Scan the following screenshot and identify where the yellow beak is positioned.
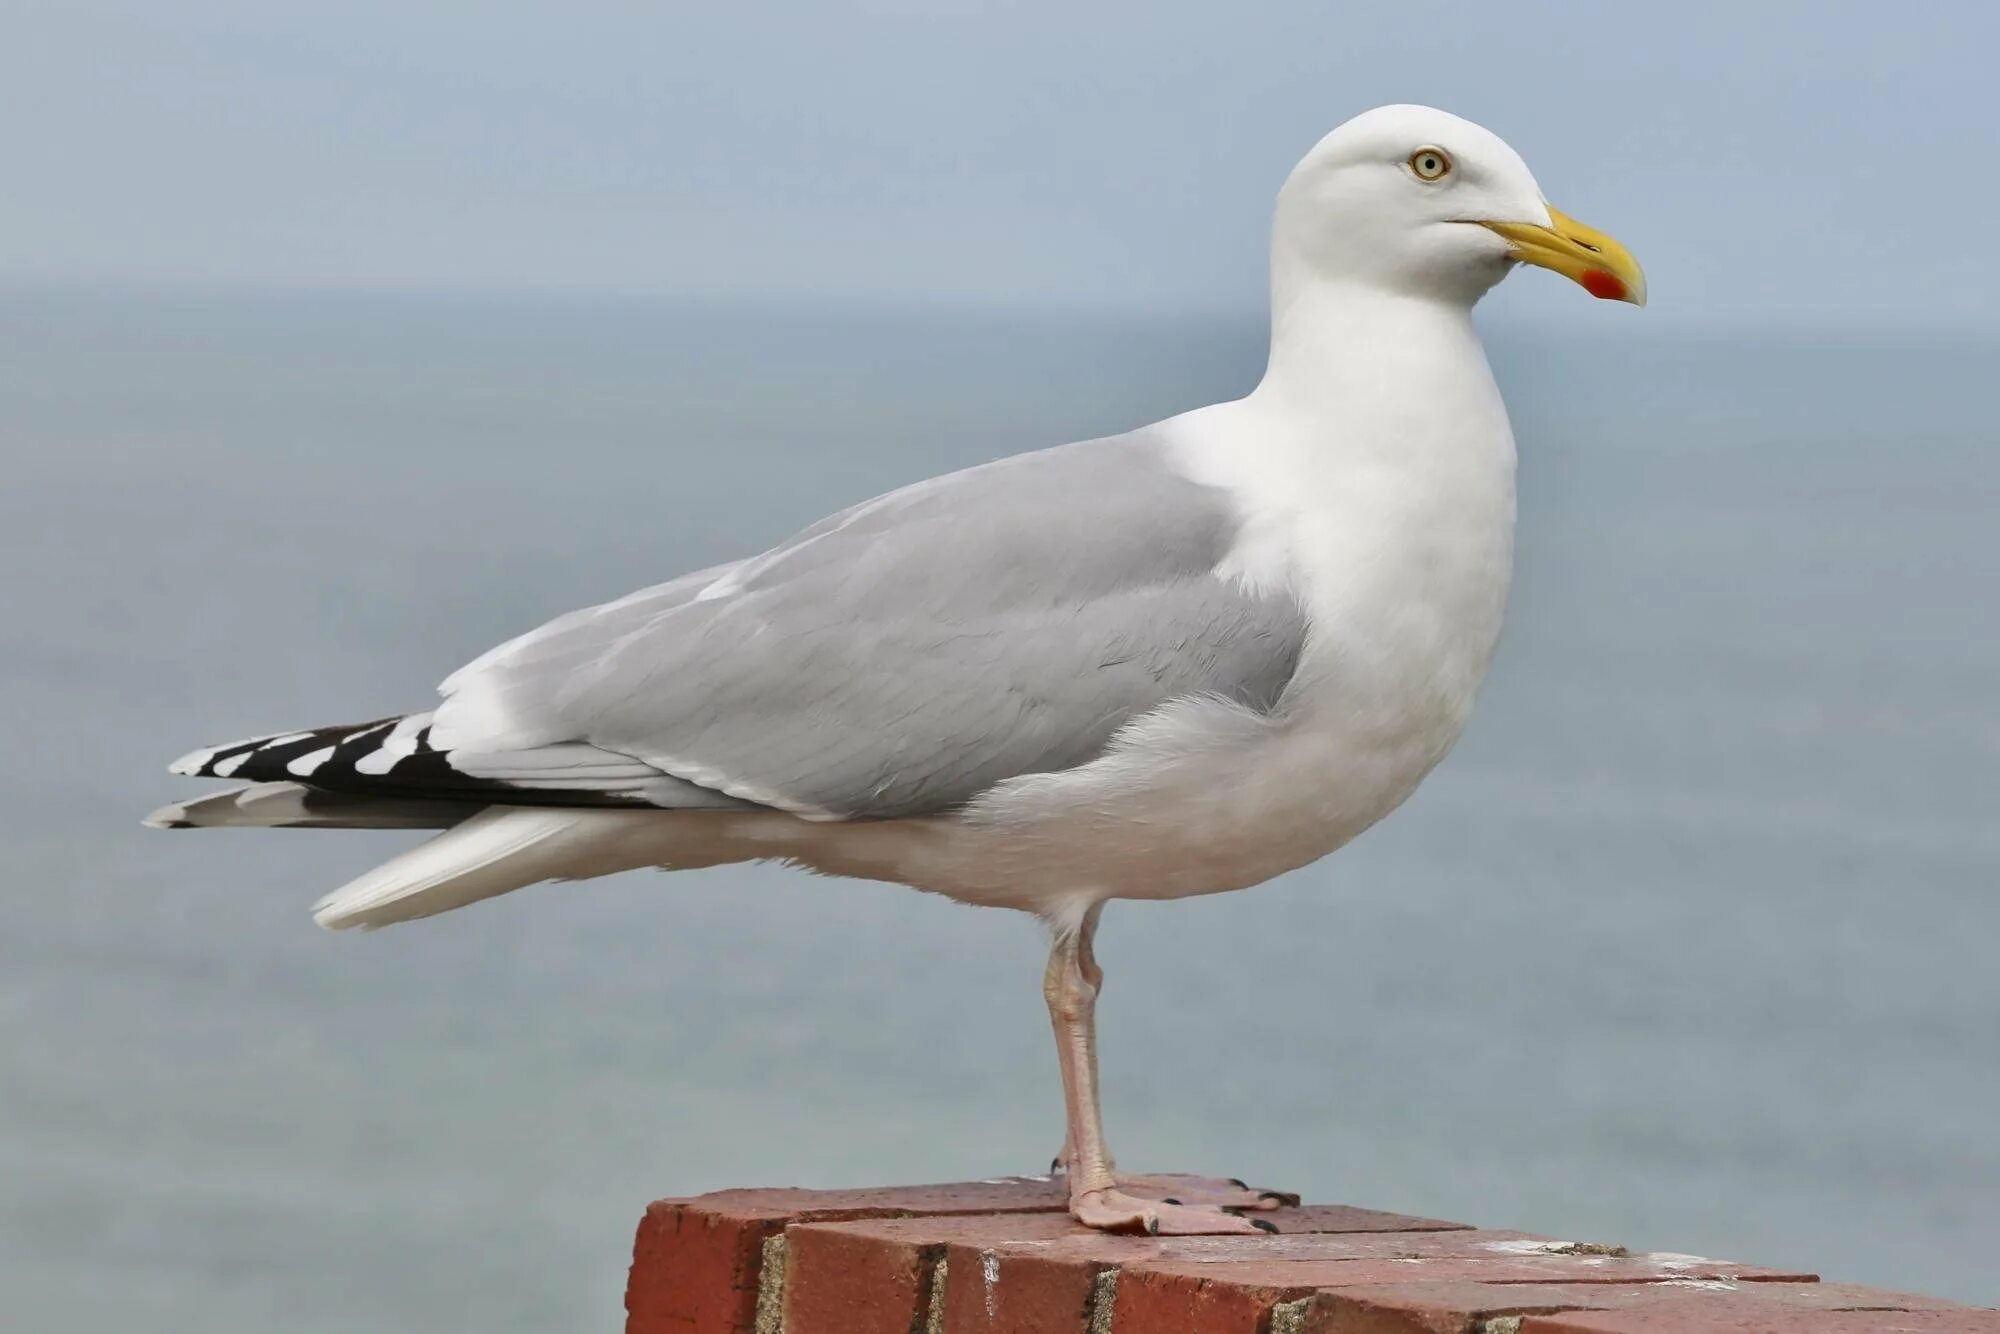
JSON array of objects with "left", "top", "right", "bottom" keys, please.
[{"left": 1481, "top": 206, "right": 1646, "bottom": 306}]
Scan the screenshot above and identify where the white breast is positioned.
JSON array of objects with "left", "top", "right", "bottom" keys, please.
[{"left": 1111, "top": 372, "right": 1519, "bottom": 894}]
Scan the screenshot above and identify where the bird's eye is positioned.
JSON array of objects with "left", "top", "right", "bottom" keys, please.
[{"left": 1408, "top": 148, "right": 1453, "bottom": 182}]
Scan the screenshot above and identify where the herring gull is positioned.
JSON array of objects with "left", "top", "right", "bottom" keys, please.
[{"left": 148, "top": 104, "right": 1645, "bottom": 1235}]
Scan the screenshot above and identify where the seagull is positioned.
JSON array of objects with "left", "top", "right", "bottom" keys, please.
[{"left": 149, "top": 105, "right": 1644, "bottom": 1236}]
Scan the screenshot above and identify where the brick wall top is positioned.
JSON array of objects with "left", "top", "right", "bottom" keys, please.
[{"left": 624, "top": 1177, "right": 1999, "bottom": 1333}]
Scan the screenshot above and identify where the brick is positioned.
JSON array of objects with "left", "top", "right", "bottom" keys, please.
[
  {"left": 628, "top": 1181, "right": 1991, "bottom": 1334},
  {"left": 1248, "top": 1205, "right": 1475, "bottom": 1235},
  {"left": 1116, "top": 1266, "right": 1305, "bottom": 1332},
  {"left": 1114, "top": 1254, "right": 1817, "bottom": 1334},
  {"left": 786, "top": 1213, "right": 1090, "bottom": 1334},
  {"left": 929, "top": 1222, "right": 1529, "bottom": 1279},
  {"left": 942, "top": 1246, "right": 1112, "bottom": 1334},
  {"left": 780, "top": 1220, "right": 939, "bottom": 1334},
  {"left": 1110, "top": 1258, "right": 1290, "bottom": 1330},
  {"left": 792, "top": 1219, "right": 1754, "bottom": 1334},
  {"left": 624, "top": 1179, "right": 1064, "bottom": 1334},
  {"left": 1137, "top": 1252, "right": 1814, "bottom": 1291},
  {"left": 1098, "top": 1227, "right": 1552, "bottom": 1265},
  {"left": 1525, "top": 1308, "right": 2000, "bottom": 1333},
  {"left": 953, "top": 1207, "right": 1470, "bottom": 1334},
  {"left": 1298, "top": 1280, "right": 1976, "bottom": 1333},
  {"left": 788, "top": 1205, "right": 1474, "bottom": 1334},
  {"left": 1024, "top": 1231, "right": 1555, "bottom": 1334}
]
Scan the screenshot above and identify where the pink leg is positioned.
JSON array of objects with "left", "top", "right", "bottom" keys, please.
[
  {"left": 1043, "top": 911, "right": 1276, "bottom": 1235},
  {"left": 1047, "top": 909, "right": 1295, "bottom": 1212}
]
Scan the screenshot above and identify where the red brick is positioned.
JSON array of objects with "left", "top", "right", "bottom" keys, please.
[
  {"left": 630, "top": 1180, "right": 2000, "bottom": 1334},
  {"left": 1298, "top": 1280, "right": 1975, "bottom": 1333},
  {"left": 941, "top": 1247, "right": 1111, "bottom": 1334},
  {"left": 1253, "top": 1204, "right": 1474, "bottom": 1235},
  {"left": 786, "top": 1214, "right": 1091, "bottom": 1334},
  {"left": 780, "top": 1222, "right": 938, "bottom": 1334},
  {"left": 1091, "top": 1233, "right": 1546, "bottom": 1334},
  {"left": 788, "top": 1205, "right": 1474, "bottom": 1334},
  {"left": 1116, "top": 1266, "right": 1306, "bottom": 1332},
  {"left": 1525, "top": 1308, "right": 2000, "bottom": 1333},
  {"left": 1139, "top": 1253, "right": 1814, "bottom": 1290},
  {"left": 929, "top": 1223, "right": 1539, "bottom": 1282},
  {"left": 624, "top": 1179, "right": 1064, "bottom": 1334},
  {"left": 949, "top": 1209, "right": 1469, "bottom": 1334},
  {"left": 1113, "top": 1256, "right": 1817, "bottom": 1334},
  {"left": 1099, "top": 1227, "right": 1552, "bottom": 1265}
]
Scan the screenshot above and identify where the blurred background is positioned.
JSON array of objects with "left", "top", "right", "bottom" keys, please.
[{"left": 4, "top": 2, "right": 1996, "bottom": 1330}]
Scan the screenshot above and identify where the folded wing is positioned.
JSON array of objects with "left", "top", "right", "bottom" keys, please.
[
  {"left": 171, "top": 431, "right": 1307, "bottom": 822},
  {"left": 430, "top": 432, "right": 1306, "bottom": 819}
]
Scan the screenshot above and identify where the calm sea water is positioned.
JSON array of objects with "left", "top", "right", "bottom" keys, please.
[{"left": 2, "top": 289, "right": 1995, "bottom": 1331}]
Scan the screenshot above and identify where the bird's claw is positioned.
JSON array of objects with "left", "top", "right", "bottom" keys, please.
[
  {"left": 1109, "top": 1172, "right": 1297, "bottom": 1211},
  {"left": 1069, "top": 1186, "right": 1275, "bottom": 1236}
]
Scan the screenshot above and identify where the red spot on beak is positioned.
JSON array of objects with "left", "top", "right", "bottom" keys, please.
[{"left": 1581, "top": 269, "right": 1628, "bottom": 301}]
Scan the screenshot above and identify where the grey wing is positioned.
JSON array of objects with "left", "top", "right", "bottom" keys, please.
[{"left": 426, "top": 431, "right": 1306, "bottom": 818}]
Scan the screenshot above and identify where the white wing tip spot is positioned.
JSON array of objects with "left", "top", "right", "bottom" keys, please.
[
  {"left": 168, "top": 747, "right": 217, "bottom": 776},
  {"left": 354, "top": 749, "right": 399, "bottom": 776},
  {"left": 287, "top": 745, "right": 337, "bottom": 777}
]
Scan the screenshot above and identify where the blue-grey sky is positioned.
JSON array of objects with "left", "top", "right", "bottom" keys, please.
[{"left": 6, "top": 0, "right": 1995, "bottom": 328}]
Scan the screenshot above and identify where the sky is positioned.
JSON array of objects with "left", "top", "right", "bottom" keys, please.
[{"left": 4, "top": 0, "right": 1997, "bottom": 330}]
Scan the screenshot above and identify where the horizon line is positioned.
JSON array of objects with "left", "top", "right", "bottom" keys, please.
[{"left": 4, "top": 273, "right": 1997, "bottom": 346}]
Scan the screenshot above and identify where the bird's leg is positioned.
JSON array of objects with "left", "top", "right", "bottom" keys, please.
[
  {"left": 1046, "top": 906, "right": 1298, "bottom": 1212},
  {"left": 1048, "top": 904, "right": 1105, "bottom": 1177},
  {"left": 1042, "top": 914, "right": 1273, "bottom": 1235}
]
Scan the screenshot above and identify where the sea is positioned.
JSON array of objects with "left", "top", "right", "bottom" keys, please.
[{"left": 2, "top": 287, "right": 1995, "bottom": 1331}]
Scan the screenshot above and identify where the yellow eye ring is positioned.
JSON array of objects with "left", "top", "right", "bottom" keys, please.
[{"left": 1408, "top": 147, "right": 1452, "bottom": 182}]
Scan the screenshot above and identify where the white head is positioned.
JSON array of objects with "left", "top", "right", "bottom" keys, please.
[{"left": 1273, "top": 104, "right": 1644, "bottom": 309}]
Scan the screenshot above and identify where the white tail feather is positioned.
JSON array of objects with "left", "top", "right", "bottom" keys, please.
[{"left": 311, "top": 806, "right": 659, "bottom": 930}]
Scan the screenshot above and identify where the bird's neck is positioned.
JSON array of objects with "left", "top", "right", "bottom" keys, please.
[
  {"left": 1167, "top": 273, "right": 1516, "bottom": 584},
  {"left": 1253, "top": 278, "right": 1489, "bottom": 426},
  {"left": 1166, "top": 269, "right": 1517, "bottom": 521},
  {"left": 1226, "top": 278, "right": 1513, "bottom": 520}
]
